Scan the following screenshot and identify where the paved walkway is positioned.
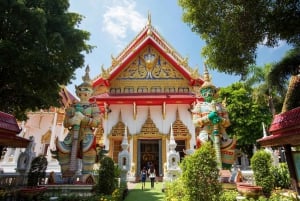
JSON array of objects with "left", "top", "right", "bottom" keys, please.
[{"left": 127, "top": 182, "right": 137, "bottom": 190}]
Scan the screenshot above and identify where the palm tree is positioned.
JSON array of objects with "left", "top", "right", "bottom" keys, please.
[
  {"left": 244, "top": 64, "right": 285, "bottom": 115},
  {"left": 268, "top": 46, "right": 300, "bottom": 112}
]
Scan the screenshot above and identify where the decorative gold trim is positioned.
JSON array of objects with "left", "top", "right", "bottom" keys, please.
[
  {"left": 170, "top": 109, "right": 192, "bottom": 148},
  {"left": 107, "top": 114, "right": 132, "bottom": 158},
  {"left": 95, "top": 125, "right": 104, "bottom": 145},
  {"left": 41, "top": 129, "right": 51, "bottom": 144},
  {"left": 133, "top": 102, "right": 137, "bottom": 120},
  {"left": 162, "top": 102, "right": 166, "bottom": 120},
  {"left": 131, "top": 109, "right": 167, "bottom": 175}
]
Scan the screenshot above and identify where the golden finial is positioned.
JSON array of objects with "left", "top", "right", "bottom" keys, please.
[
  {"left": 147, "top": 11, "right": 151, "bottom": 26},
  {"left": 118, "top": 110, "right": 122, "bottom": 121},
  {"left": 147, "top": 107, "right": 151, "bottom": 118},
  {"left": 176, "top": 108, "right": 180, "bottom": 120},
  {"left": 147, "top": 11, "right": 152, "bottom": 35}
]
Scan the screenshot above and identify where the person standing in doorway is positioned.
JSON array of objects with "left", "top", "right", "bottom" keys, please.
[
  {"left": 148, "top": 165, "right": 156, "bottom": 189},
  {"left": 141, "top": 167, "right": 147, "bottom": 190}
]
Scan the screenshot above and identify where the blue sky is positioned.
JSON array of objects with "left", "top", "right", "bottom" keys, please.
[{"left": 67, "top": 0, "right": 291, "bottom": 95}]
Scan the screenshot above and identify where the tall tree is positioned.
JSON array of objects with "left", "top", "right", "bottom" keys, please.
[
  {"left": 268, "top": 46, "right": 300, "bottom": 112},
  {"left": 218, "top": 83, "right": 272, "bottom": 157},
  {"left": 178, "top": 0, "right": 300, "bottom": 76},
  {"left": 244, "top": 64, "right": 286, "bottom": 115},
  {"left": 0, "top": 0, "right": 93, "bottom": 120}
]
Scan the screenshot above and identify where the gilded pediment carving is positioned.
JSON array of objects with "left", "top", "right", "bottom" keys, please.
[
  {"left": 108, "top": 111, "right": 131, "bottom": 137},
  {"left": 139, "top": 108, "right": 160, "bottom": 135},
  {"left": 171, "top": 109, "right": 191, "bottom": 137},
  {"left": 116, "top": 45, "right": 184, "bottom": 80}
]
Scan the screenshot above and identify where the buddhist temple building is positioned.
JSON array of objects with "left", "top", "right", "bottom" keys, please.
[
  {"left": 0, "top": 16, "right": 206, "bottom": 181},
  {"left": 90, "top": 15, "right": 204, "bottom": 180}
]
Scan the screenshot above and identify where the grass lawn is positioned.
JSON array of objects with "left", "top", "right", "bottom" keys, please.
[{"left": 124, "top": 181, "right": 165, "bottom": 201}]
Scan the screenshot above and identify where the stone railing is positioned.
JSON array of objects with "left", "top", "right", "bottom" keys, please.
[{"left": 0, "top": 173, "right": 27, "bottom": 187}]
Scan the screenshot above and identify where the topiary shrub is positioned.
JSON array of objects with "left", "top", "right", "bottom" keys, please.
[
  {"left": 251, "top": 149, "right": 274, "bottom": 197},
  {"left": 181, "top": 142, "right": 222, "bottom": 201},
  {"left": 96, "top": 156, "right": 116, "bottom": 195},
  {"left": 27, "top": 155, "right": 48, "bottom": 187},
  {"left": 271, "top": 163, "right": 291, "bottom": 189},
  {"left": 164, "top": 178, "right": 186, "bottom": 201},
  {"left": 220, "top": 190, "right": 239, "bottom": 201}
]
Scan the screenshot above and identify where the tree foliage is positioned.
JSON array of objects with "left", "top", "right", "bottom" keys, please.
[
  {"left": 27, "top": 155, "right": 48, "bottom": 187},
  {"left": 268, "top": 46, "right": 300, "bottom": 111},
  {"left": 244, "top": 64, "right": 286, "bottom": 115},
  {"left": 178, "top": 0, "right": 300, "bottom": 76},
  {"left": 180, "top": 142, "right": 221, "bottom": 201},
  {"left": 271, "top": 163, "right": 291, "bottom": 189},
  {"left": 218, "top": 83, "right": 272, "bottom": 157},
  {"left": 251, "top": 150, "right": 274, "bottom": 196},
  {"left": 0, "top": 0, "right": 93, "bottom": 120},
  {"left": 96, "top": 156, "right": 116, "bottom": 195}
]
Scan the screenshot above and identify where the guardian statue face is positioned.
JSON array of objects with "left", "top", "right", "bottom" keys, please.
[
  {"left": 75, "top": 85, "right": 93, "bottom": 102},
  {"left": 200, "top": 87, "right": 215, "bottom": 103}
]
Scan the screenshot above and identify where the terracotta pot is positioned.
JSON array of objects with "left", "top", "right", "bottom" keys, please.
[{"left": 236, "top": 182, "right": 262, "bottom": 198}]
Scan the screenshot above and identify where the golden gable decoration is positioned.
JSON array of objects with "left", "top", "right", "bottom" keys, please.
[
  {"left": 108, "top": 111, "right": 131, "bottom": 137},
  {"left": 117, "top": 45, "right": 184, "bottom": 80},
  {"left": 172, "top": 109, "right": 191, "bottom": 137},
  {"left": 140, "top": 108, "right": 160, "bottom": 135}
]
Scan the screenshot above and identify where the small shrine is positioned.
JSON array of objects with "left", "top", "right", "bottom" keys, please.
[
  {"left": 164, "top": 124, "right": 181, "bottom": 181},
  {"left": 118, "top": 125, "right": 130, "bottom": 182}
]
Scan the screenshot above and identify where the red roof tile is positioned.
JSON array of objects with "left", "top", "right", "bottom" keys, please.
[
  {"left": 0, "top": 111, "right": 21, "bottom": 134},
  {"left": 257, "top": 107, "right": 300, "bottom": 147},
  {"left": 269, "top": 107, "right": 300, "bottom": 132},
  {"left": 0, "top": 111, "right": 30, "bottom": 148}
]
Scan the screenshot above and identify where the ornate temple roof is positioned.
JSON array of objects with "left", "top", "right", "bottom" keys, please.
[
  {"left": 93, "top": 19, "right": 202, "bottom": 86},
  {"left": 257, "top": 106, "right": 300, "bottom": 147},
  {"left": 91, "top": 14, "right": 203, "bottom": 106},
  {"left": 0, "top": 111, "right": 30, "bottom": 148}
]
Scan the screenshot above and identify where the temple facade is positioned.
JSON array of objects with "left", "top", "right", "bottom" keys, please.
[
  {"left": 0, "top": 18, "right": 206, "bottom": 181},
  {"left": 91, "top": 17, "right": 204, "bottom": 180}
]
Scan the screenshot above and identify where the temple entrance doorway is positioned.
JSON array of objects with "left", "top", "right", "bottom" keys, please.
[{"left": 138, "top": 139, "right": 162, "bottom": 177}]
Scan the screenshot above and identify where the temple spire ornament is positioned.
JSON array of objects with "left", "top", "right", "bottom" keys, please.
[
  {"left": 164, "top": 123, "right": 181, "bottom": 181},
  {"left": 201, "top": 63, "right": 216, "bottom": 90},
  {"left": 147, "top": 11, "right": 152, "bottom": 35},
  {"left": 147, "top": 11, "right": 151, "bottom": 26},
  {"left": 82, "top": 65, "right": 91, "bottom": 84},
  {"left": 118, "top": 124, "right": 130, "bottom": 182}
]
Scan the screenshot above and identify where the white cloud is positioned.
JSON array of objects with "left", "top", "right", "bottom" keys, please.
[
  {"left": 259, "top": 37, "right": 287, "bottom": 51},
  {"left": 102, "top": 0, "right": 147, "bottom": 47}
]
